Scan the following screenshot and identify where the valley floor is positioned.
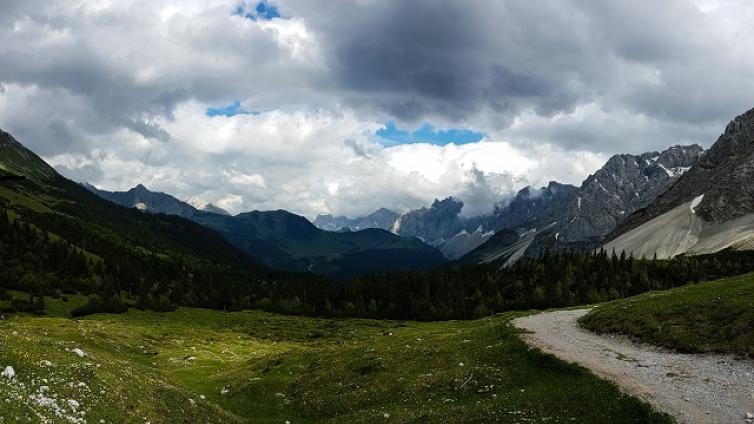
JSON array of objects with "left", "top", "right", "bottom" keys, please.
[
  {"left": 0, "top": 295, "right": 670, "bottom": 423},
  {"left": 513, "top": 309, "right": 754, "bottom": 424}
]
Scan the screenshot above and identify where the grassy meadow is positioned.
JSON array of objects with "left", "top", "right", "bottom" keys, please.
[{"left": 0, "top": 293, "right": 671, "bottom": 423}]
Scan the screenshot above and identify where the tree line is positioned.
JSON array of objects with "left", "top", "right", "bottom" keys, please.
[
  {"left": 4, "top": 204, "right": 754, "bottom": 320},
  {"left": 316, "top": 248, "right": 754, "bottom": 320},
  {"left": 0, "top": 206, "right": 328, "bottom": 316}
]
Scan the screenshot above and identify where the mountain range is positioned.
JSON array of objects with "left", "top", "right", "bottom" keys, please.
[
  {"left": 82, "top": 182, "right": 444, "bottom": 279},
  {"left": 313, "top": 143, "right": 705, "bottom": 264}
]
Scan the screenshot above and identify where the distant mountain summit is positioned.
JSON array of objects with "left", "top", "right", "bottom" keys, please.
[
  {"left": 82, "top": 183, "right": 201, "bottom": 219},
  {"left": 488, "top": 181, "right": 578, "bottom": 232},
  {"left": 391, "top": 197, "right": 467, "bottom": 241},
  {"left": 605, "top": 106, "right": 754, "bottom": 258},
  {"left": 314, "top": 208, "right": 399, "bottom": 231},
  {"left": 186, "top": 197, "right": 231, "bottom": 216}
]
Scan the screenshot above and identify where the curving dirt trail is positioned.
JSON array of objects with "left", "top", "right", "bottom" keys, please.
[{"left": 512, "top": 309, "right": 754, "bottom": 424}]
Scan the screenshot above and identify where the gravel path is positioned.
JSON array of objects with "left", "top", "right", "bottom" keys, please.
[{"left": 512, "top": 309, "right": 754, "bottom": 424}]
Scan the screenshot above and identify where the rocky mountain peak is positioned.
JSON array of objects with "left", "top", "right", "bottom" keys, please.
[
  {"left": 428, "top": 197, "right": 464, "bottom": 216},
  {"left": 391, "top": 197, "right": 467, "bottom": 242},
  {"left": 489, "top": 182, "right": 578, "bottom": 232},
  {"left": 186, "top": 196, "right": 231, "bottom": 216},
  {"left": 610, "top": 106, "right": 754, "bottom": 236},
  {"left": 131, "top": 183, "right": 149, "bottom": 194},
  {"left": 202, "top": 203, "right": 231, "bottom": 216},
  {"left": 558, "top": 144, "right": 704, "bottom": 243},
  {"left": 653, "top": 144, "right": 704, "bottom": 169},
  {"left": 313, "top": 207, "right": 400, "bottom": 232},
  {"left": 515, "top": 186, "right": 532, "bottom": 199}
]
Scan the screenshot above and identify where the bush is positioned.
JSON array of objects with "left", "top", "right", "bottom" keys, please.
[
  {"left": 10, "top": 297, "right": 45, "bottom": 315},
  {"left": 0, "top": 305, "right": 16, "bottom": 314},
  {"left": 71, "top": 294, "right": 129, "bottom": 317},
  {"left": 142, "top": 293, "right": 177, "bottom": 313}
]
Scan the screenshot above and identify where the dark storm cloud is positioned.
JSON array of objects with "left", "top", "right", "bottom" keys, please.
[
  {"left": 287, "top": 0, "right": 593, "bottom": 123},
  {"left": 283, "top": 0, "right": 754, "bottom": 134}
]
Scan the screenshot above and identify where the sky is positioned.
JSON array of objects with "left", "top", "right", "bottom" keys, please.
[{"left": 1, "top": 0, "right": 754, "bottom": 218}]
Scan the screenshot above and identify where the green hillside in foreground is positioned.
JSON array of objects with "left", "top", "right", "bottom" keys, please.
[
  {"left": 579, "top": 273, "right": 754, "bottom": 357},
  {"left": 0, "top": 295, "right": 670, "bottom": 423}
]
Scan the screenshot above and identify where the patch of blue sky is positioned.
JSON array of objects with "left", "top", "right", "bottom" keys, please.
[
  {"left": 233, "top": 1, "right": 281, "bottom": 21},
  {"left": 376, "top": 122, "right": 485, "bottom": 146},
  {"left": 206, "top": 101, "right": 259, "bottom": 117}
]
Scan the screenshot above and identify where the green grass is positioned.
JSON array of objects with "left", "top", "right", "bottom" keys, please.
[
  {"left": 0, "top": 185, "right": 58, "bottom": 214},
  {"left": 0, "top": 290, "right": 91, "bottom": 317},
  {"left": 0, "top": 298, "right": 671, "bottom": 423},
  {"left": 579, "top": 272, "right": 754, "bottom": 357}
]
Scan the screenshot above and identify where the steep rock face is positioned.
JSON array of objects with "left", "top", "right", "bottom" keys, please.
[
  {"left": 611, "top": 107, "right": 754, "bottom": 240},
  {"left": 488, "top": 182, "right": 577, "bottom": 232},
  {"left": 559, "top": 144, "right": 704, "bottom": 243},
  {"left": 391, "top": 197, "right": 468, "bottom": 242}
]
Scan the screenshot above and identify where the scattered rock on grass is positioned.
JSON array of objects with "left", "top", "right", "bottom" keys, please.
[
  {"left": 1, "top": 366, "right": 15, "bottom": 379},
  {"left": 67, "top": 399, "right": 80, "bottom": 412}
]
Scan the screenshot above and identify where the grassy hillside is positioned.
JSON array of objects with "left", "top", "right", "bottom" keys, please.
[
  {"left": 0, "top": 129, "right": 259, "bottom": 268},
  {"left": 579, "top": 273, "right": 754, "bottom": 357},
  {"left": 0, "top": 296, "right": 670, "bottom": 423},
  {"left": 0, "top": 130, "right": 317, "bottom": 314}
]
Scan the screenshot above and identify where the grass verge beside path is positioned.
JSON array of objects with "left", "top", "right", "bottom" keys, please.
[{"left": 580, "top": 273, "right": 754, "bottom": 357}]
